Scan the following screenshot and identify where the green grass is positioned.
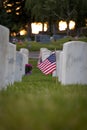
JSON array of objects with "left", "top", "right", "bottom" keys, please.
[
  {"left": 0, "top": 59, "right": 87, "bottom": 130},
  {"left": 16, "top": 36, "right": 87, "bottom": 51}
]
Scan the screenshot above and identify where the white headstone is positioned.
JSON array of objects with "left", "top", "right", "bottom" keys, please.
[
  {"left": 15, "top": 51, "right": 23, "bottom": 82},
  {"left": 20, "top": 52, "right": 28, "bottom": 75},
  {"left": 52, "top": 50, "right": 62, "bottom": 77},
  {"left": 61, "top": 41, "right": 87, "bottom": 85},
  {"left": 0, "top": 25, "right": 9, "bottom": 89},
  {"left": 7, "top": 43, "right": 16, "bottom": 85},
  {"left": 58, "top": 51, "right": 63, "bottom": 82},
  {"left": 20, "top": 48, "right": 29, "bottom": 57},
  {"left": 40, "top": 48, "right": 52, "bottom": 61},
  {"left": 20, "top": 49, "right": 29, "bottom": 75}
]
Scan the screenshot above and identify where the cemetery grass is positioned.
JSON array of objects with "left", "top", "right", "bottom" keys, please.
[
  {"left": 16, "top": 36, "right": 87, "bottom": 51},
  {"left": 0, "top": 59, "right": 87, "bottom": 130}
]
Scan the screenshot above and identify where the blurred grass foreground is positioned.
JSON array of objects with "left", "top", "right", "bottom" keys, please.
[{"left": 0, "top": 59, "right": 87, "bottom": 130}]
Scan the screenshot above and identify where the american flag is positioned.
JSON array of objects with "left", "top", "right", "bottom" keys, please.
[{"left": 37, "top": 53, "right": 56, "bottom": 75}]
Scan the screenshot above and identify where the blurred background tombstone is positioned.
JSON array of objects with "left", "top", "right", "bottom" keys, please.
[
  {"left": 52, "top": 50, "right": 61, "bottom": 77},
  {"left": 53, "top": 34, "right": 65, "bottom": 41},
  {"left": 39, "top": 48, "right": 52, "bottom": 61},
  {"left": 35, "top": 34, "right": 50, "bottom": 43}
]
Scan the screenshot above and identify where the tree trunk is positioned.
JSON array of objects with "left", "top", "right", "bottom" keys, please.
[
  {"left": 53, "top": 22, "right": 58, "bottom": 34},
  {"left": 66, "top": 20, "right": 70, "bottom": 36},
  {"left": 42, "top": 22, "right": 44, "bottom": 32},
  {"left": 27, "top": 21, "right": 32, "bottom": 38},
  {"left": 47, "top": 17, "right": 52, "bottom": 35}
]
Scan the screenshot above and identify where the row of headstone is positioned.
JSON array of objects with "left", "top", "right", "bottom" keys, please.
[
  {"left": 35, "top": 34, "right": 66, "bottom": 43},
  {"left": 35, "top": 34, "right": 50, "bottom": 43},
  {"left": 50, "top": 34, "right": 66, "bottom": 41},
  {"left": 0, "top": 25, "right": 29, "bottom": 89},
  {"left": 39, "top": 40, "right": 87, "bottom": 85},
  {"left": 55, "top": 41, "right": 87, "bottom": 85}
]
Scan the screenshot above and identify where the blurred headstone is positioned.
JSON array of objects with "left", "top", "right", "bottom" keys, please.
[
  {"left": 53, "top": 34, "right": 65, "bottom": 41},
  {"left": 35, "top": 34, "right": 50, "bottom": 43}
]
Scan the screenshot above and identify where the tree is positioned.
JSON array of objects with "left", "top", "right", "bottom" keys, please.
[
  {"left": 0, "top": 0, "right": 11, "bottom": 27},
  {"left": 58, "top": 0, "right": 78, "bottom": 35},
  {"left": 25, "top": 0, "right": 36, "bottom": 37},
  {"left": 25, "top": 0, "right": 60, "bottom": 35},
  {"left": 42, "top": 0, "right": 60, "bottom": 34},
  {"left": 76, "top": 0, "right": 87, "bottom": 28},
  {"left": 1, "top": 0, "right": 28, "bottom": 35},
  {"left": 1, "top": 0, "right": 87, "bottom": 36},
  {"left": 59, "top": 0, "right": 87, "bottom": 35}
]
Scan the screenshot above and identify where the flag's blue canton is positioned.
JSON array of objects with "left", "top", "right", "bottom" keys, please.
[{"left": 48, "top": 53, "right": 56, "bottom": 63}]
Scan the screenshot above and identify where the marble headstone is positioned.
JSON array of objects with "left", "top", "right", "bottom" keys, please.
[
  {"left": 0, "top": 25, "right": 9, "bottom": 88},
  {"left": 58, "top": 51, "right": 63, "bottom": 82},
  {"left": 35, "top": 34, "right": 50, "bottom": 43},
  {"left": 40, "top": 48, "right": 52, "bottom": 61},
  {"left": 52, "top": 50, "right": 62, "bottom": 77},
  {"left": 20, "top": 48, "right": 29, "bottom": 57},
  {"left": 7, "top": 43, "right": 16, "bottom": 85},
  {"left": 15, "top": 51, "right": 23, "bottom": 82},
  {"left": 61, "top": 41, "right": 87, "bottom": 85},
  {"left": 20, "top": 52, "right": 28, "bottom": 75}
]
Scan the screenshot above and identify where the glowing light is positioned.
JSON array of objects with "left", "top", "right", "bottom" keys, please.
[
  {"left": 20, "top": 30, "right": 27, "bottom": 36},
  {"left": 31, "top": 22, "right": 47, "bottom": 34},
  {"left": 16, "top": 6, "right": 21, "bottom": 10},
  {"left": 59, "top": 20, "right": 75, "bottom": 31},
  {"left": 7, "top": 4, "right": 12, "bottom": 7},
  {"left": 16, "top": 12, "right": 20, "bottom": 15},
  {"left": 59, "top": 21, "right": 67, "bottom": 31},
  {"left": 44, "top": 23, "right": 48, "bottom": 31},
  {"left": 16, "top": 2, "right": 20, "bottom": 4},
  {"left": 69, "top": 20, "right": 75, "bottom": 30},
  {"left": 11, "top": 32, "right": 16, "bottom": 36},
  {"left": 31, "top": 21, "right": 75, "bottom": 33},
  {"left": 6, "top": 10, "right": 11, "bottom": 13}
]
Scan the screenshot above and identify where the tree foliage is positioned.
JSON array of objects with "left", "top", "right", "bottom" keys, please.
[
  {"left": 25, "top": 0, "right": 87, "bottom": 28},
  {"left": 76, "top": 0, "right": 87, "bottom": 27},
  {"left": 0, "top": 0, "right": 28, "bottom": 33},
  {"left": 0, "top": 0, "right": 87, "bottom": 35},
  {"left": 0, "top": 0, "right": 11, "bottom": 27}
]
